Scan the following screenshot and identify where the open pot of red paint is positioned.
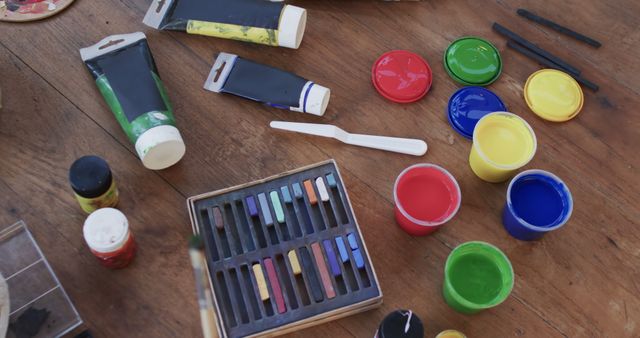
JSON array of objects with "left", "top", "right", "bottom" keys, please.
[{"left": 393, "top": 164, "right": 462, "bottom": 236}]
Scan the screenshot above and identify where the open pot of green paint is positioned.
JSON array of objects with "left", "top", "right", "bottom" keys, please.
[{"left": 443, "top": 241, "right": 514, "bottom": 314}]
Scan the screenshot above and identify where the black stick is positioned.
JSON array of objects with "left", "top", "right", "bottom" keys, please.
[
  {"left": 517, "top": 9, "right": 602, "bottom": 48},
  {"left": 493, "top": 22, "right": 581, "bottom": 76},
  {"left": 507, "top": 40, "right": 599, "bottom": 92}
]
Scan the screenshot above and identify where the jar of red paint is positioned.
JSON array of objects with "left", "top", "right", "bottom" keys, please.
[
  {"left": 83, "top": 208, "right": 137, "bottom": 269},
  {"left": 393, "top": 164, "right": 462, "bottom": 236}
]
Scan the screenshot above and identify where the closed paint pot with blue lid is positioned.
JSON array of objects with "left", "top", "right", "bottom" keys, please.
[{"left": 447, "top": 86, "right": 507, "bottom": 139}]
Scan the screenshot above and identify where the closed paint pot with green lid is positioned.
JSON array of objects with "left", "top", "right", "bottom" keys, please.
[{"left": 444, "top": 37, "right": 502, "bottom": 86}]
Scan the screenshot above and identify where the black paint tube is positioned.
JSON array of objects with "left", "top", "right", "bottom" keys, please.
[
  {"left": 143, "top": 0, "right": 307, "bottom": 49},
  {"left": 80, "top": 32, "right": 186, "bottom": 170},
  {"left": 204, "top": 52, "right": 331, "bottom": 116}
]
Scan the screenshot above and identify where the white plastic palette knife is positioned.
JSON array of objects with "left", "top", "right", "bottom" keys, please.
[{"left": 270, "top": 121, "right": 427, "bottom": 156}]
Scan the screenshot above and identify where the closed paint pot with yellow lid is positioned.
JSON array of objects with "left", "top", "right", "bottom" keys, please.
[{"left": 524, "top": 69, "right": 584, "bottom": 122}]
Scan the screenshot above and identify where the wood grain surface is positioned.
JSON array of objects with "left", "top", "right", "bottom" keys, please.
[{"left": 0, "top": 0, "right": 638, "bottom": 337}]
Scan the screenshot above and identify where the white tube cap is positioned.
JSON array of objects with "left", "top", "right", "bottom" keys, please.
[
  {"left": 278, "top": 5, "right": 307, "bottom": 49},
  {"left": 135, "top": 125, "right": 186, "bottom": 170},
  {"left": 305, "top": 84, "right": 331, "bottom": 116},
  {"left": 83, "top": 208, "right": 129, "bottom": 253}
]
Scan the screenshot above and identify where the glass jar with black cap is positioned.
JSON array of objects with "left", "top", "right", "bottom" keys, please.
[
  {"left": 69, "top": 155, "right": 119, "bottom": 213},
  {"left": 375, "top": 309, "right": 424, "bottom": 338}
]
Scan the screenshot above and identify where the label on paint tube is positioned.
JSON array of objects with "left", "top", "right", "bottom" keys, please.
[
  {"left": 204, "top": 52, "right": 331, "bottom": 116},
  {"left": 143, "top": 0, "right": 307, "bottom": 49},
  {"left": 80, "top": 32, "right": 186, "bottom": 170}
]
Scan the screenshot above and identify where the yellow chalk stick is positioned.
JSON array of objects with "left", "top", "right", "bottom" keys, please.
[
  {"left": 288, "top": 250, "right": 302, "bottom": 275},
  {"left": 252, "top": 264, "right": 270, "bottom": 301}
]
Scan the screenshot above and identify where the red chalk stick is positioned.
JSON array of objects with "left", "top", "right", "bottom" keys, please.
[
  {"left": 311, "top": 243, "right": 336, "bottom": 299},
  {"left": 264, "top": 258, "right": 286, "bottom": 314}
]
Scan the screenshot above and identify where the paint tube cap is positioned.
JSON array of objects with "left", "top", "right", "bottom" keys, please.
[
  {"left": 377, "top": 310, "right": 424, "bottom": 338},
  {"left": 444, "top": 37, "right": 502, "bottom": 86},
  {"left": 135, "top": 125, "right": 186, "bottom": 170},
  {"left": 304, "top": 84, "right": 331, "bottom": 116},
  {"left": 447, "top": 86, "right": 507, "bottom": 139},
  {"left": 83, "top": 208, "right": 130, "bottom": 253},
  {"left": 278, "top": 5, "right": 307, "bottom": 49},
  {"left": 372, "top": 50, "right": 432, "bottom": 103},
  {"left": 436, "top": 330, "right": 467, "bottom": 338},
  {"left": 524, "top": 69, "right": 584, "bottom": 122}
]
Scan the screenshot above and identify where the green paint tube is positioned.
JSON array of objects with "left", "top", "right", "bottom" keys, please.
[{"left": 80, "top": 32, "right": 185, "bottom": 170}]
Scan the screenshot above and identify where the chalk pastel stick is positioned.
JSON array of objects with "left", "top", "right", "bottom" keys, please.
[
  {"left": 246, "top": 195, "right": 259, "bottom": 217},
  {"left": 292, "top": 183, "right": 303, "bottom": 198},
  {"left": 280, "top": 186, "right": 292, "bottom": 203},
  {"left": 288, "top": 250, "right": 302, "bottom": 275},
  {"left": 352, "top": 248, "right": 365, "bottom": 269},
  {"left": 257, "top": 193, "right": 274, "bottom": 226},
  {"left": 298, "top": 247, "right": 323, "bottom": 302},
  {"left": 326, "top": 173, "right": 337, "bottom": 187},
  {"left": 212, "top": 206, "right": 224, "bottom": 230},
  {"left": 315, "top": 177, "right": 330, "bottom": 202},
  {"left": 303, "top": 180, "right": 318, "bottom": 205},
  {"left": 347, "top": 233, "right": 358, "bottom": 250},
  {"left": 322, "top": 240, "right": 341, "bottom": 277},
  {"left": 269, "top": 191, "right": 285, "bottom": 223},
  {"left": 311, "top": 242, "right": 336, "bottom": 299},
  {"left": 252, "top": 264, "right": 270, "bottom": 301},
  {"left": 335, "top": 237, "right": 350, "bottom": 263},
  {"left": 264, "top": 258, "right": 286, "bottom": 314}
]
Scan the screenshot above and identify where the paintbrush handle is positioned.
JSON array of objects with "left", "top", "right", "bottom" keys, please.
[
  {"left": 200, "top": 308, "right": 219, "bottom": 338},
  {"left": 345, "top": 134, "right": 428, "bottom": 156}
]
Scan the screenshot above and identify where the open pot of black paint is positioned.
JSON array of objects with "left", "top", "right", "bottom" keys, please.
[{"left": 375, "top": 310, "right": 424, "bottom": 338}]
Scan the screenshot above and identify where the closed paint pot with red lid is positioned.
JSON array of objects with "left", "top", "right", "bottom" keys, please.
[
  {"left": 83, "top": 208, "right": 137, "bottom": 269},
  {"left": 372, "top": 50, "right": 432, "bottom": 103}
]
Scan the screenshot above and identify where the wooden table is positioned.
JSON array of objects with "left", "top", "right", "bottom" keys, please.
[{"left": 1, "top": 0, "right": 638, "bottom": 337}]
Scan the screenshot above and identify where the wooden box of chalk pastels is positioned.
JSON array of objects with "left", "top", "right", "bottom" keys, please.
[{"left": 187, "top": 160, "right": 382, "bottom": 338}]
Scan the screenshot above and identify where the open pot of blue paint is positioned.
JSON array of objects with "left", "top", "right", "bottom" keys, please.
[
  {"left": 503, "top": 170, "right": 573, "bottom": 241},
  {"left": 447, "top": 87, "right": 507, "bottom": 139}
]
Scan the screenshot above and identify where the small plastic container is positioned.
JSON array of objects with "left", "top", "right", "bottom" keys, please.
[
  {"left": 375, "top": 310, "right": 424, "bottom": 338},
  {"left": 393, "top": 164, "right": 461, "bottom": 236},
  {"left": 69, "top": 155, "right": 119, "bottom": 214},
  {"left": 524, "top": 69, "right": 584, "bottom": 122},
  {"left": 83, "top": 208, "right": 137, "bottom": 269},
  {"left": 444, "top": 37, "right": 502, "bottom": 86},
  {"left": 436, "top": 330, "right": 467, "bottom": 338},
  {"left": 372, "top": 50, "right": 432, "bottom": 103},
  {"left": 447, "top": 86, "right": 507, "bottom": 139},
  {"left": 503, "top": 170, "right": 573, "bottom": 241},
  {"left": 443, "top": 241, "right": 514, "bottom": 314},
  {"left": 469, "top": 112, "right": 537, "bottom": 183}
]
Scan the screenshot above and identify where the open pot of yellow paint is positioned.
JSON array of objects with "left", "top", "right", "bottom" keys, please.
[
  {"left": 470, "top": 112, "right": 537, "bottom": 183},
  {"left": 524, "top": 69, "right": 584, "bottom": 122}
]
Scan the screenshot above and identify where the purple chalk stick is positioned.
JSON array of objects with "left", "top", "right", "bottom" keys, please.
[
  {"left": 323, "top": 240, "right": 342, "bottom": 277},
  {"left": 246, "top": 196, "right": 258, "bottom": 217}
]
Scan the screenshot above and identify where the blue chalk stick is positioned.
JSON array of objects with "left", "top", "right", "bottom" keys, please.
[
  {"left": 280, "top": 186, "right": 292, "bottom": 203},
  {"left": 323, "top": 240, "right": 342, "bottom": 277},
  {"left": 326, "top": 173, "right": 337, "bottom": 187},
  {"left": 292, "top": 183, "right": 303, "bottom": 198},
  {"left": 347, "top": 233, "right": 358, "bottom": 250},
  {"left": 335, "top": 237, "right": 350, "bottom": 263},
  {"left": 257, "top": 193, "right": 273, "bottom": 226},
  {"left": 246, "top": 196, "right": 258, "bottom": 217},
  {"left": 352, "top": 248, "right": 365, "bottom": 269}
]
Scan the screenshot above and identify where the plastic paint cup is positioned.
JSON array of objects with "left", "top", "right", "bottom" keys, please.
[
  {"left": 447, "top": 86, "right": 507, "bottom": 139},
  {"left": 524, "top": 69, "right": 584, "bottom": 122},
  {"left": 443, "top": 241, "right": 514, "bottom": 314},
  {"left": 393, "top": 164, "right": 461, "bottom": 236},
  {"left": 444, "top": 37, "right": 502, "bottom": 86},
  {"left": 372, "top": 50, "right": 433, "bottom": 103},
  {"left": 469, "top": 112, "right": 537, "bottom": 183},
  {"left": 503, "top": 170, "right": 573, "bottom": 241},
  {"left": 436, "top": 330, "right": 467, "bottom": 338}
]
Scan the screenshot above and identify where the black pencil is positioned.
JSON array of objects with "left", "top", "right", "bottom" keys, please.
[
  {"left": 507, "top": 40, "right": 599, "bottom": 92},
  {"left": 517, "top": 9, "right": 602, "bottom": 48},
  {"left": 493, "top": 22, "right": 581, "bottom": 76}
]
